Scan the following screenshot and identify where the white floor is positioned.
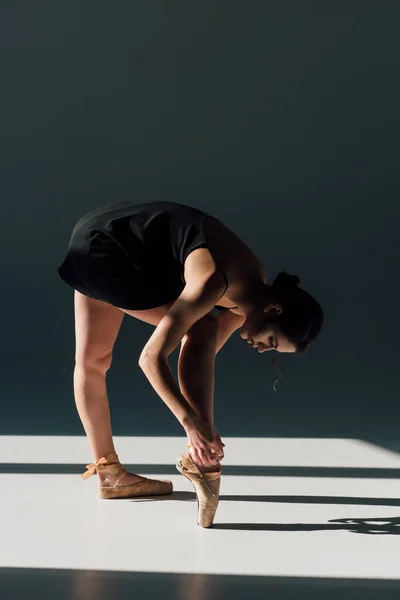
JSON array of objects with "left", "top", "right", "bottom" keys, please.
[{"left": 1, "top": 436, "right": 400, "bottom": 599}]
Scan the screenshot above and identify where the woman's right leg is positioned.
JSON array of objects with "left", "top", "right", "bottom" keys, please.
[{"left": 73, "top": 290, "right": 144, "bottom": 485}]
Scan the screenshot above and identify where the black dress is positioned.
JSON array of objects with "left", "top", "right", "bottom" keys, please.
[{"left": 57, "top": 200, "right": 235, "bottom": 311}]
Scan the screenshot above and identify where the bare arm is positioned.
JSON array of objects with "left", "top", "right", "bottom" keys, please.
[{"left": 138, "top": 270, "right": 226, "bottom": 426}]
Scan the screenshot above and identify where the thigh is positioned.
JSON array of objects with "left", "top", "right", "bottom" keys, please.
[
  {"left": 74, "top": 290, "right": 125, "bottom": 366},
  {"left": 117, "top": 301, "right": 175, "bottom": 327}
]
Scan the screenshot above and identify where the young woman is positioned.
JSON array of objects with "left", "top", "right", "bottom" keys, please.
[{"left": 58, "top": 199, "right": 323, "bottom": 527}]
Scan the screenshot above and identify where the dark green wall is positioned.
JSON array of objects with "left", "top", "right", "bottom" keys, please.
[{"left": 1, "top": 1, "right": 399, "bottom": 447}]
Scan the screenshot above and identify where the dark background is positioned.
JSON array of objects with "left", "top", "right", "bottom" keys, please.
[{"left": 1, "top": 1, "right": 399, "bottom": 447}]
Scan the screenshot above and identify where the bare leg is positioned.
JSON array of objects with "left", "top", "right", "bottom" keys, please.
[
  {"left": 177, "top": 320, "right": 221, "bottom": 473},
  {"left": 73, "top": 290, "right": 145, "bottom": 486}
]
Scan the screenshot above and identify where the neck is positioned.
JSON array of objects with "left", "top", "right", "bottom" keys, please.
[{"left": 234, "top": 280, "right": 273, "bottom": 318}]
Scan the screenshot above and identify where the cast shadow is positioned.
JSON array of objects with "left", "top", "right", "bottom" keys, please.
[
  {"left": 129, "top": 491, "right": 400, "bottom": 534},
  {"left": 213, "top": 516, "right": 400, "bottom": 535},
  {"left": 131, "top": 490, "right": 400, "bottom": 509}
]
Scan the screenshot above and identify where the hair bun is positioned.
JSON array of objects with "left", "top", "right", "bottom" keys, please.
[{"left": 273, "top": 271, "right": 301, "bottom": 288}]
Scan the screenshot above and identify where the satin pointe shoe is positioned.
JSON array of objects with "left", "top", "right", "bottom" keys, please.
[
  {"left": 81, "top": 451, "right": 173, "bottom": 499},
  {"left": 176, "top": 451, "right": 222, "bottom": 528}
]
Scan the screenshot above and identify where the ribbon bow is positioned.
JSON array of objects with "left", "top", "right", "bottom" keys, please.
[{"left": 81, "top": 456, "right": 110, "bottom": 481}]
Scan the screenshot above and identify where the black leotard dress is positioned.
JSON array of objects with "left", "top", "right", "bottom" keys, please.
[{"left": 57, "top": 200, "right": 237, "bottom": 311}]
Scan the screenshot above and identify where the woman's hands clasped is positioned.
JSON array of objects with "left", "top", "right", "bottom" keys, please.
[{"left": 183, "top": 414, "right": 225, "bottom": 467}]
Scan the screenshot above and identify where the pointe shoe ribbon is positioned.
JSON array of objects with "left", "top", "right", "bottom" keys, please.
[{"left": 81, "top": 451, "right": 119, "bottom": 481}]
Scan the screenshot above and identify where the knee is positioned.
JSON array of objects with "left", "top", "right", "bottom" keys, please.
[{"left": 75, "top": 350, "right": 114, "bottom": 372}]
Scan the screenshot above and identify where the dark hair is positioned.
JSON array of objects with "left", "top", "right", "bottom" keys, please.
[{"left": 268, "top": 271, "right": 324, "bottom": 391}]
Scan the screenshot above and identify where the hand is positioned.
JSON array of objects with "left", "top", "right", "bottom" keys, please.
[
  {"left": 213, "top": 426, "right": 225, "bottom": 457},
  {"left": 207, "top": 423, "right": 225, "bottom": 461},
  {"left": 183, "top": 415, "right": 225, "bottom": 467}
]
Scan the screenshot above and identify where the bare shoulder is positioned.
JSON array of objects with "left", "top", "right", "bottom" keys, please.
[
  {"left": 140, "top": 268, "right": 226, "bottom": 360},
  {"left": 182, "top": 218, "right": 266, "bottom": 318},
  {"left": 183, "top": 247, "right": 221, "bottom": 281}
]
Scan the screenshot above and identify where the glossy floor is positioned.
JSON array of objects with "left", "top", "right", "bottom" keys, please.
[{"left": 1, "top": 436, "right": 400, "bottom": 599}]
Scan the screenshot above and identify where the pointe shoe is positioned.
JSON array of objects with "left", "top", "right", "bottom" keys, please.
[
  {"left": 176, "top": 451, "right": 222, "bottom": 528},
  {"left": 81, "top": 451, "right": 173, "bottom": 499}
]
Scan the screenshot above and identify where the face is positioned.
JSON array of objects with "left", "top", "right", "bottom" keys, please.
[{"left": 239, "top": 304, "right": 297, "bottom": 354}]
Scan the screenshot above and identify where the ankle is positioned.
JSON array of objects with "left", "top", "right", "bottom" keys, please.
[
  {"left": 97, "top": 462, "right": 122, "bottom": 483},
  {"left": 188, "top": 448, "right": 220, "bottom": 473},
  {"left": 193, "top": 459, "right": 221, "bottom": 474},
  {"left": 94, "top": 450, "right": 118, "bottom": 463}
]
